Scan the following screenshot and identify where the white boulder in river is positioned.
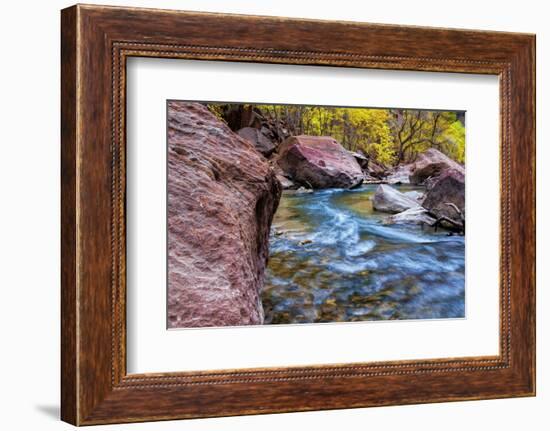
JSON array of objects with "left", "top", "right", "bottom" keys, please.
[
  {"left": 403, "top": 190, "right": 424, "bottom": 201},
  {"left": 383, "top": 207, "right": 436, "bottom": 226},
  {"left": 373, "top": 184, "right": 421, "bottom": 214}
]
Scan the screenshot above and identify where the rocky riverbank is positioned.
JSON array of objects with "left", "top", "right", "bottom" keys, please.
[
  {"left": 225, "top": 104, "right": 465, "bottom": 232},
  {"left": 241, "top": 126, "right": 465, "bottom": 233}
]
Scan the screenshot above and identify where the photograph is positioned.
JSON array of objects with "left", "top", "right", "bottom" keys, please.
[{"left": 167, "top": 101, "right": 466, "bottom": 329}]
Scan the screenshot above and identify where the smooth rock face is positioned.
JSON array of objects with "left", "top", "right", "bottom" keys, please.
[
  {"left": 373, "top": 184, "right": 421, "bottom": 213},
  {"left": 167, "top": 102, "right": 281, "bottom": 328},
  {"left": 422, "top": 169, "right": 465, "bottom": 223},
  {"left": 237, "top": 126, "right": 276, "bottom": 157},
  {"left": 383, "top": 207, "right": 436, "bottom": 226},
  {"left": 277, "top": 135, "right": 364, "bottom": 189},
  {"left": 409, "top": 148, "right": 465, "bottom": 185}
]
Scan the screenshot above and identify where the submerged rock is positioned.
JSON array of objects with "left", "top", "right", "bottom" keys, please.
[
  {"left": 409, "top": 148, "right": 464, "bottom": 185},
  {"left": 373, "top": 184, "right": 421, "bottom": 214},
  {"left": 277, "top": 135, "right": 364, "bottom": 189},
  {"left": 167, "top": 101, "right": 281, "bottom": 328},
  {"left": 237, "top": 126, "right": 277, "bottom": 157},
  {"left": 383, "top": 207, "right": 436, "bottom": 226},
  {"left": 422, "top": 168, "right": 465, "bottom": 224}
]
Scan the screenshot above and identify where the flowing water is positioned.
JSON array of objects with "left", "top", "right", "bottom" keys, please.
[{"left": 262, "top": 185, "right": 465, "bottom": 324}]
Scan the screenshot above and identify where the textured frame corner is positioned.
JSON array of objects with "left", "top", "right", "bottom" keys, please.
[{"left": 61, "top": 4, "right": 535, "bottom": 426}]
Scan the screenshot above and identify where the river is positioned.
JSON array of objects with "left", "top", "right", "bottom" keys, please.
[{"left": 262, "top": 184, "right": 465, "bottom": 324}]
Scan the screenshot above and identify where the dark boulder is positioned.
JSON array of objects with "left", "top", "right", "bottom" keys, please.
[
  {"left": 221, "top": 104, "right": 263, "bottom": 131},
  {"left": 237, "top": 126, "right": 277, "bottom": 157},
  {"left": 422, "top": 168, "right": 465, "bottom": 224},
  {"left": 218, "top": 104, "right": 290, "bottom": 145},
  {"left": 368, "top": 159, "right": 389, "bottom": 179}
]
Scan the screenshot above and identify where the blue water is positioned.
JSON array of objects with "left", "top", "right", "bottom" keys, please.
[{"left": 262, "top": 185, "right": 465, "bottom": 324}]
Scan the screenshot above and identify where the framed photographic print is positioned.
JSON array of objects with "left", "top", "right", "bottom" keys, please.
[{"left": 61, "top": 4, "right": 536, "bottom": 425}]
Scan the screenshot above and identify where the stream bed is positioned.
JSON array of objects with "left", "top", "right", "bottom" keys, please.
[{"left": 262, "top": 184, "right": 465, "bottom": 324}]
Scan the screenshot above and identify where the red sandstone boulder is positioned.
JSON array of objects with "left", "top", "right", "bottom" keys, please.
[
  {"left": 277, "top": 135, "right": 364, "bottom": 189},
  {"left": 409, "top": 148, "right": 465, "bottom": 185},
  {"left": 167, "top": 102, "right": 281, "bottom": 328}
]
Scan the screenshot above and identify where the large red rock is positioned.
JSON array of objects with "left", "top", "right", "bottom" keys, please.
[
  {"left": 409, "top": 148, "right": 465, "bottom": 185},
  {"left": 277, "top": 135, "right": 364, "bottom": 188},
  {"left": 167, "top": 102, "right": 281, "bottom": 328}
]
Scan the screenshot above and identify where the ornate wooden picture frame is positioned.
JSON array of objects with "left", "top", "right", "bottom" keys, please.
[{"left": 61, "top": 4, "right": 535, "bottom": 425}]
